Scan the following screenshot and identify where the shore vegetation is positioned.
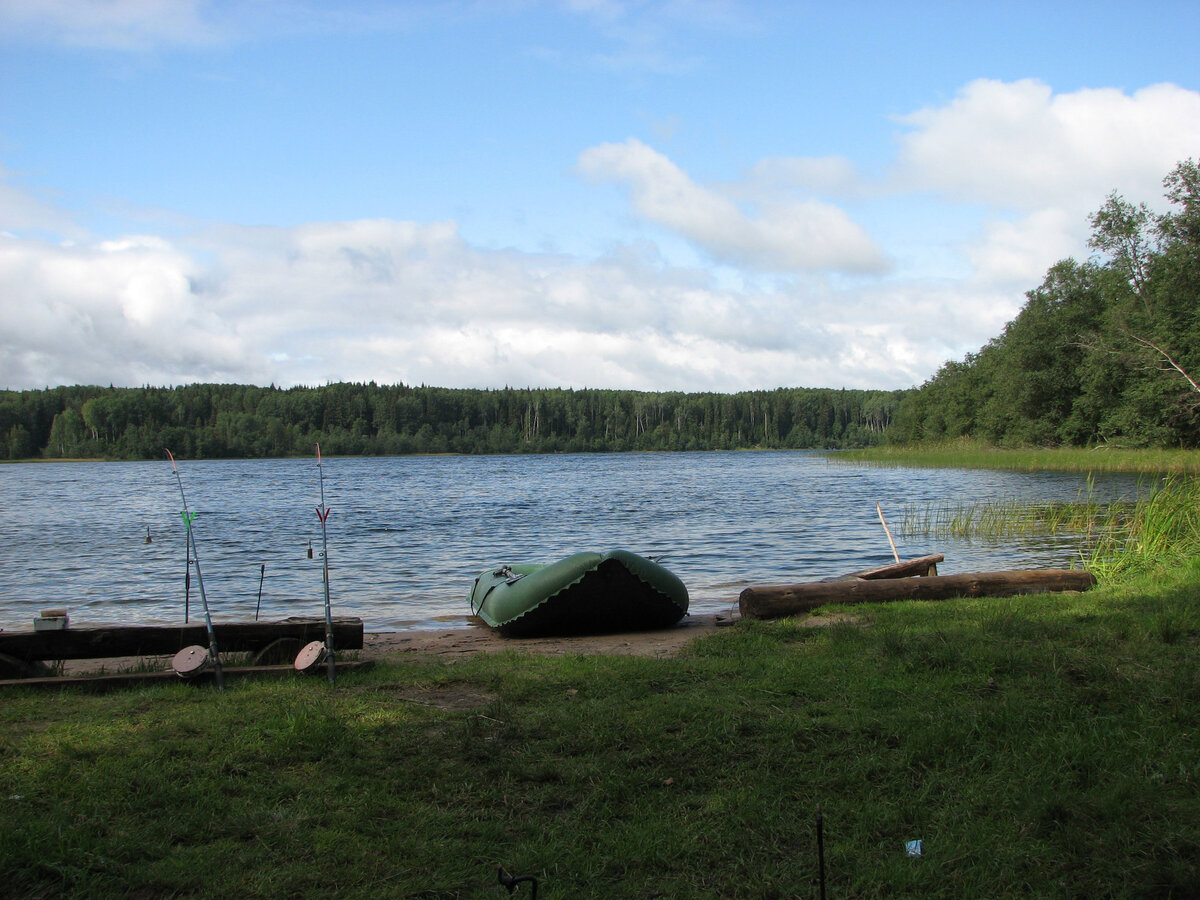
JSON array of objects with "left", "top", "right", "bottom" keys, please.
[{"left": 835, "top": 439, "right": 1200, "bottom": 474}]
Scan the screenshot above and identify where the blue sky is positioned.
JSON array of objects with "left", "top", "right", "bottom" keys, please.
[{"left": 2, "top": 1, "right": 1198, "bottom": 392}]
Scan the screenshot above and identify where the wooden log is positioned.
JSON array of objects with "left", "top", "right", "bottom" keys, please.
[
  {"left": 833, "top": 554, "right": 944, "bottom": 581},
  {"left": 740, "top": 570, "right": 1096, "bottom": 620},
  {"left": 0, "top": 617, "right": 364, "bottom": 662}
]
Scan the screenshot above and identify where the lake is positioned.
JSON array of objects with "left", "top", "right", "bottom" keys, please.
[{"left": 0, "top": 452, "right": 1144, "bottom": 632}]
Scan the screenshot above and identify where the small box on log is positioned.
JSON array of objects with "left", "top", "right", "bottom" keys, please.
[{"left": 34, "top": 612, "right": 69, "bottom": 631}]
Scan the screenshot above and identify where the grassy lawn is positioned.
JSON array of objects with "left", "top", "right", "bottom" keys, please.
[
  {"left": 4, "top": 448, "right": 1199, "bottom": 898},
  {"left": 3, "top": 562, "right": 1200, "bottom": 898}
]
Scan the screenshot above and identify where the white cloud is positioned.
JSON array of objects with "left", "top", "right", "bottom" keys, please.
[
  {"left": 577, "top": 138, "right": 889, "bottom": 274},
  {"left": 884, "top": 80, "right": 1200, "bottom": 302},
  {"left": 3, "top": 77, "right": 1197, "bottom": 394},
  {"left": 965, "top": 208, "right": 1081, "bottom": 289},
  {"left": 892, "top": 79, "right": 1200, "bottom": 212},
  {"left": 0, "top": 211, "right": 944, "bottom": 392},
  {"left": 0, "top": 0, "right": 229, "bottom": 50},
  {"left": 0, "top": 233, "right": 261, "bottom": 387}
]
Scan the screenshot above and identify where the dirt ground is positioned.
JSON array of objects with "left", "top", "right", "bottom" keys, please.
[
  {"left": 361, "top": 611, "right": 740, "bottom": 663},
  {"left": 360, "top": 608, "right": 860, "bottom": 663},
  {"left": 48, "top": 609, "right": 857, "bottom": 677},
  {"left": 45, "top": 612, "right": 734, "bottom": 676}
]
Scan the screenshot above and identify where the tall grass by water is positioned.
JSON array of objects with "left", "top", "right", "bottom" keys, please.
[
  {"left": 1084, "top": 475, "right": 1200, "bottom": 579},
  {"left": 836, "top": 440, "right": 1200, "bottom": 474},
  {"left": 900, "top": 494, "right": 1111, "bottom": 540},
  {"left": 906, "top": 486, "right": 1200, "bottom": 577},
  {"left": 889, "top": 452, "right": 1200, "bottom": 582}
]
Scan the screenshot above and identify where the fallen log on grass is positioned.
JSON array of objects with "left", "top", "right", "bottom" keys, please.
[
  {"left": 739, "top": 569, "right": 1096, "bottom": 620},
  {"left": 0, "top": 617, "right": 363, "bottom": 663}
]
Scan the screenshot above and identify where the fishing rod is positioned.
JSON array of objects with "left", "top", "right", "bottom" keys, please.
[
  {"left": 166, "top": 450, "right": 224, "bottom": 690},
  {"left": 184, "top": 518, "right": 192, "bottom": 624},
  {"left": 315, "top": 443, "right": 336, "bottom": 684},
  {"left": 254, "top": 563, "right": 266, "bottom": 621},
  {"left": 817, "top": 804, "right": 827, "bottom": 900}
]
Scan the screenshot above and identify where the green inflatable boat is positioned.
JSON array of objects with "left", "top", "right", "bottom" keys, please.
[{"left": 469, "top": 549, "right": 689, "bottom": 637}]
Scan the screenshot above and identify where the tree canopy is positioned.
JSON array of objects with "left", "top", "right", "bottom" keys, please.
[
  {"left": 0, "top": 382, "right": 908, "bottom": 460},
  {"left": 892, "top": 160, "right": 1200, "bottom": 448}
]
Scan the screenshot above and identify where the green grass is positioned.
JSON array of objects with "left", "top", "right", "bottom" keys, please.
[
  {"left": 833, "top": 440, "right": 1200, "bottom": 474},
  {"left": 4, "top": 559, "right": 1200, "bottom": 898}
]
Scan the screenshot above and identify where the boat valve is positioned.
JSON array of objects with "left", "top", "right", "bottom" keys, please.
[{"left": 498, "top": 868, "right": 538, "bottom": 898}]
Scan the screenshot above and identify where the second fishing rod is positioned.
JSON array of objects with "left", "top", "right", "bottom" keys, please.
[{"left": 167, "top": 449, "right": 225, "bottom": 691}]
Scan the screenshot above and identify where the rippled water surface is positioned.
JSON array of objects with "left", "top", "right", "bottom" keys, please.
[{"left": 0, "top": 452, "right": 1143, "bottom": 631}]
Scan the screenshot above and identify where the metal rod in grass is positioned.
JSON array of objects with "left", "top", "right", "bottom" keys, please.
[
  {"left": 166, "top": 450, "right": 224, "bottom": 690},
  {"left": 816, "top": 804, "right": 827, "bottom": 900},
  {"left": 315, "top": 443, "right": 336, "bottom": 684},
  {"left": 254, "top": 563, "right": 266, "bottom": 621}
]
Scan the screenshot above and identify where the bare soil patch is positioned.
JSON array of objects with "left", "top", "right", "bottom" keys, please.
[
  {"left": 50, "top": 609, "right": 861, "bottom": 677},
  {"left": 362, "top": 612, "right": 739, "bottom": 662}
]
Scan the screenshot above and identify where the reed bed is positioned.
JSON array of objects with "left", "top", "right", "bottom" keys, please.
[
  {"left": 1086, "top": 475, "right": 1200, "bottom": 578},
  {"left": 836, "top": 441, "right": 1200, "bottom": 474},
  {"left": 900, "top": 496, "right": 1114, "bottom": 540},
  {"left": 900, "top": 475, "right": 1200, "bottom": 583}
]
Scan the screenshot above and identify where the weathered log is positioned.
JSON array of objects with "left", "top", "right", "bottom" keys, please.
[
  {"left": 0, "top": 617, "right": 363, "bottom": 662},
  {"left": 740, "top": 570, "right": 1096, "bottom": 620},
  {"left": 833, "top": 554, "right": 944, "bottom": 581}
]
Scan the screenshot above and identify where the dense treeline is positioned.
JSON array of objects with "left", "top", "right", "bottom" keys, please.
[
  {"left": 893, "top": 160, "right": 1200, "bottom": 448},
  {"left": 0, "top": 382, "right": 909, "bottom": 460}
]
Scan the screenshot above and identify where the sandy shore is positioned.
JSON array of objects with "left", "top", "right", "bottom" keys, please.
[
  {"left": 35, "top": 610, "right": 860, "bottom": 679},
  {"left": 361, "top": 611, "right": 740, "bottom": 663},
  {"left": 360, "top": 608, "right": 859, "bottom": 663},
  {"left": 45, "top": 612, "right": 739, "bottom": 676}
]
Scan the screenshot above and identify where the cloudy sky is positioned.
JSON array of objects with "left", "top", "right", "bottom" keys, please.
[{"left": 1, "top": 1, "right": 1198, "bottom": 393}]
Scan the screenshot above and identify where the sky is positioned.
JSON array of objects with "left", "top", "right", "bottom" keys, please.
[{"left": 1, "top": 1, "right": 1198, "bottom": 394}]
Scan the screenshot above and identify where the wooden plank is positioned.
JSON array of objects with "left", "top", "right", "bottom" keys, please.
[
  {"left": 834, "top": 554, "right": 944, "bottom": 581},
  {"left": 0, "top": 617, "right": 363, "bottom": 662},
  {"left": 0, "top": 660, "right": 374, "bottom": 692},
  {"left": 739, "top": 570, "right": 1096, "bottom": 620}
]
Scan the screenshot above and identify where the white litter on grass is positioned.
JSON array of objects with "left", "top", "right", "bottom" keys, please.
[{"left": 906, "top": 839, "right": 923, "bottom": 857}]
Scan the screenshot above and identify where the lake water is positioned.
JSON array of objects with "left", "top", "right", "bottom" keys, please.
[{"left": 0, "top": 452, "right": 1144, "bottom": 632}]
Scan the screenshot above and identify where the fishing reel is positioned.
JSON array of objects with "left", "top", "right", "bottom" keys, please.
[{"left": 498, "top": 868, "right": 538, "bottom": 898}]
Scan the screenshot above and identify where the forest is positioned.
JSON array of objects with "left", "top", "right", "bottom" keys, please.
[
  {"left": 892, "top": 160, "right": 1200, "bottom": 448},
  {"left": 0, "top": 382, "right": 907, "bottom": 460}
]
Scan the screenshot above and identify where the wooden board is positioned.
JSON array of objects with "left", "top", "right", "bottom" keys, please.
[
  {"left": 0, "top": 661, "right": 374, "bottom": 692},
  {"left": 833, "top": 554, "right": 944, "bottom": 581},
  {"left": 0, "top": 617, "right": 363, "bottom": 662},
  {"left": 740, "top": 569, "right": 1096, "bottom": 620}
]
